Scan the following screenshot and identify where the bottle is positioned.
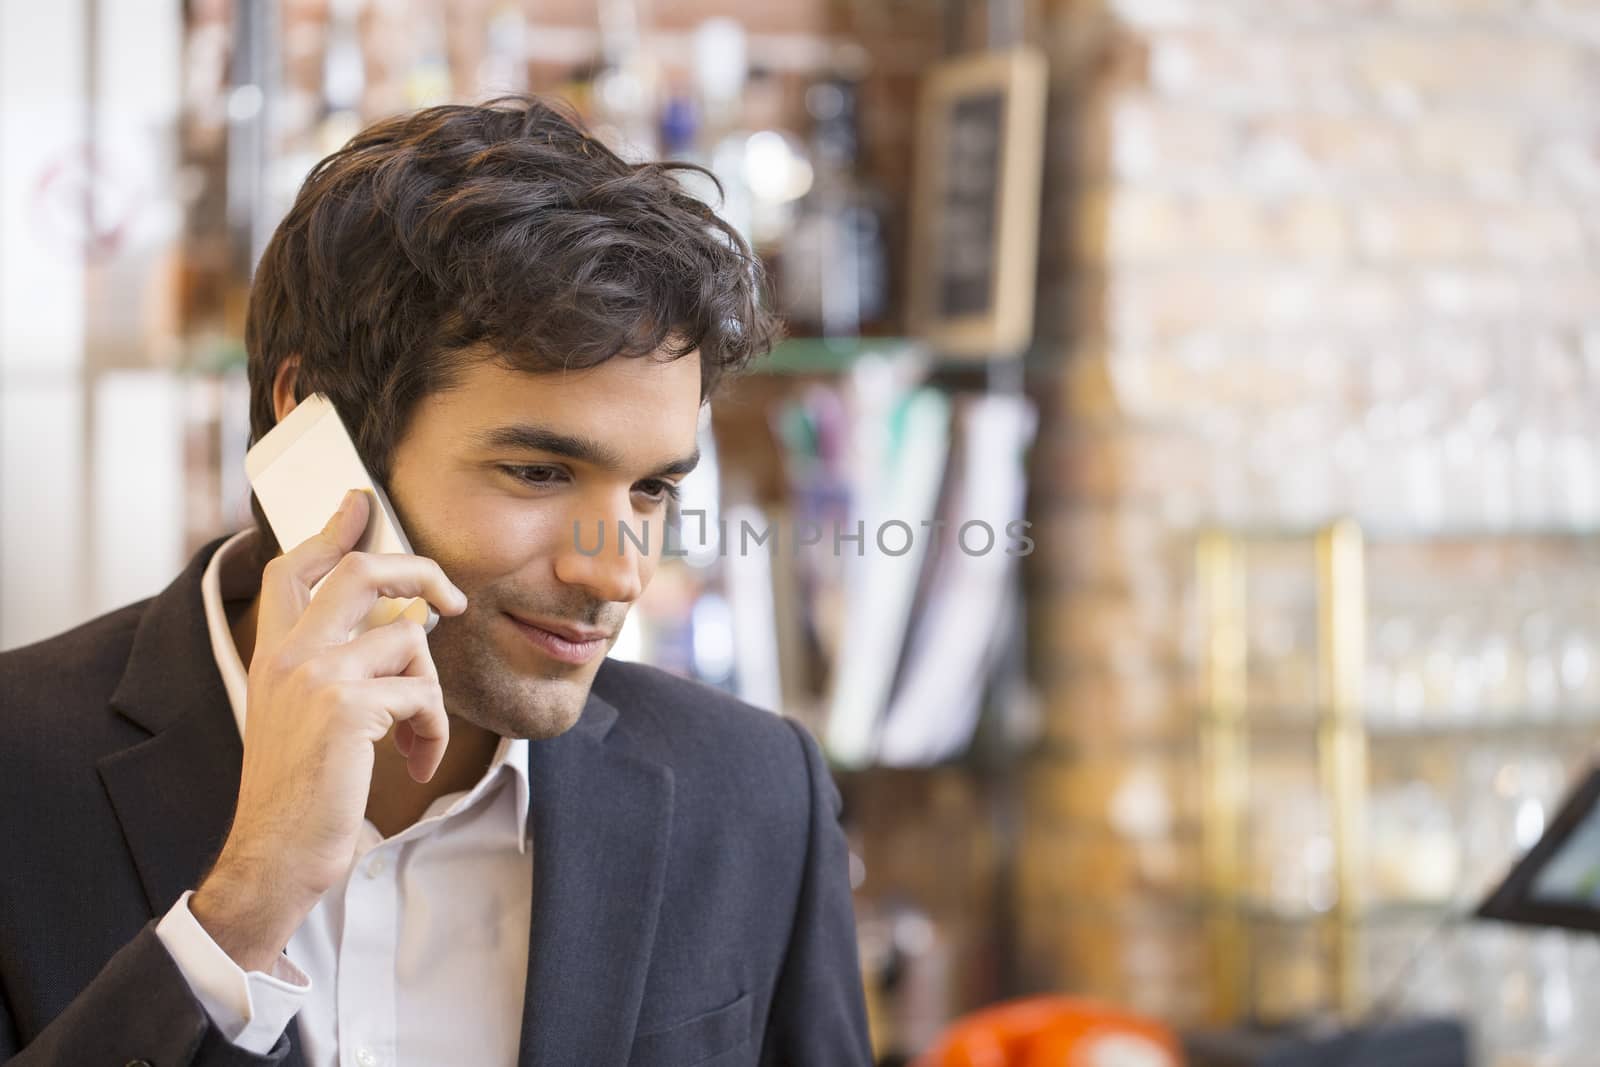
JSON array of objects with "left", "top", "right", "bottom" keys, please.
[
  {"left": 779, "top": 66, "right": 890, "bottom": 338},
  {"left": 591, "top": 0, "right": 658, "bottom": 161},
  {"left": 692, "top": 18, "right": 754, "bottom": 244}
]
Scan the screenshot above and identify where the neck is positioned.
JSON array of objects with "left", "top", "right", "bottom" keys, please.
[{"left": 228, "top": 593, "right": 502, "bottom": 839}]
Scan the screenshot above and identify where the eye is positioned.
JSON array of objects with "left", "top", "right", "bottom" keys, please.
[
  {"left": 502, "top": 465, "right": 568, "bottom": 488},
  {"left": 634, "top": 479, "right": 682, "bottom": 506}
]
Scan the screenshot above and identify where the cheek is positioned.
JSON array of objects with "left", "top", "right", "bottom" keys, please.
[{"left": 426, "top": 495, "right": 572, "bottom": 586}]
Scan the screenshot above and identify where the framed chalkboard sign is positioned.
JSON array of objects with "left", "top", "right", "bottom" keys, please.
[{"left": 907, "top": 47, "right": 1048, "bottom": 360}]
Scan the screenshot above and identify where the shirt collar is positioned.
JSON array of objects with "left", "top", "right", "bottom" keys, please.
[{"left": 200, "top": 529, "right": 531, "bottom": 851}]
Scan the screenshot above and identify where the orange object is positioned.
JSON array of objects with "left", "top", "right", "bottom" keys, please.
[{"left": 913, "top": 995, "right": 1185, "bottom": 1067}]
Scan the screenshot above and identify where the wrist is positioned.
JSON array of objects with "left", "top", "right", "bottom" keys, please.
[{"left": 191, "top": 857, "right": 313, "bottom": 974}]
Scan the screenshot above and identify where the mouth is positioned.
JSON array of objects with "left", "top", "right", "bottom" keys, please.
[{"left": 503, "top": 612, "right": 610, "bottom": 666}]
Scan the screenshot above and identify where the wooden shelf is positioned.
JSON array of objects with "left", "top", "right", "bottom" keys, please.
[{"left": 753, "top": 336, "right": 915, "bottom": 375}]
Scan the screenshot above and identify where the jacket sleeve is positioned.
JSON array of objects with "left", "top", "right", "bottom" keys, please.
[
  {"left": 1, "top": 919, "right": 293, "bottom": 1067},
  {"left": 761, "top": 719, "right": 874, "bottom": 1066}
]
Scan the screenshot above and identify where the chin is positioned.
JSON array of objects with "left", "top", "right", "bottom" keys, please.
[
  {"left": 433, "top": 623, "right": 600, "bottom": 741},
  {"left": 452, "top": 672, "right": 593, "bottom": 742},
  {"left": 510, "top": 694, "right": 588, "bottom": 741}
]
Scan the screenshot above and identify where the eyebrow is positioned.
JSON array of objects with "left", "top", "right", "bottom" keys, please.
[{"left": 471, "top": 424, "right": 701, "bottom": 480}]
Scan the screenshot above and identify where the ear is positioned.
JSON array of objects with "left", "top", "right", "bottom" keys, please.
[{"left": 272, "top": 357, "right": 302, "bottom": 422}]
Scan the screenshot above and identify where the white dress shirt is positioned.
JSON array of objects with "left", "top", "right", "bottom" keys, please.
[{"left": 153, "top": 529, "right": 534, "bottom": 1066}]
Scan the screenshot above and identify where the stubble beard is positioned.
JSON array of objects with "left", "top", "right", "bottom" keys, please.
[{"left": 427, "top": 603, "right": 596, "bottom": 741}]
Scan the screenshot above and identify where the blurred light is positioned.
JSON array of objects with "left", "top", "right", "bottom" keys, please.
[
  {"left": 1085, "top": 1033, "right": 1175, "bottom": 1067},
  {"left": 597, "top": 69, "right": 644, "bottom": 114},
  {"left": 1303, "top": 837, "right": 1336, "bottom": 914},
  {"left": 1515, "top": 798, "right": 1547, "bottom": 850},
  {"left": 690, "top": 592, "right": 735, "bottom": 682},
  {"left": 226, "top": 83, "right": 263, "bottom": 122},
  {"left": 893, "top": 912, "right": 935, "bottom": 956},
  {"left": 676, "top": 406, "right": 722, "bottom": 568},
  {"left": 323, "top": 33, "right": 363, "bottom": 111},
  {"left": 1107, "top": 765, "right": 1171, "bottom": 838},
  {"left": 611, "top": 608, "right": 644, "bottom": 663},
  {"left": 693, "top": 18, "right": 746, "bottom": 108},
  {"left": 742, "top": 131, "right": 812, "bottom": 204},
  {"left": 848, "top": 850, "right": 866, "bottom": 890},
  {"left": 804, "top": 81, "right": 844, "bottom": 122}
]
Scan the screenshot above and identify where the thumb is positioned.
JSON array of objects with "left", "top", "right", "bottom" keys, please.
[
  {"left": 321, "top": 488, "right": 372, "bottom": 553},
  {"left": 254, "top": 487, "right": 373, "bottom": 661}
]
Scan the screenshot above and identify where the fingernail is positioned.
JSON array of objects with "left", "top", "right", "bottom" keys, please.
[
  {"left": 325, "top": 491, "right": 355, "bottom": 530},
  {"left": 342, "top": 489, "right": 360, "bottom": 510}
]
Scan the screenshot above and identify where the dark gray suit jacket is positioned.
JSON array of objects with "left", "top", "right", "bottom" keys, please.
[{"left": 0, "top": 536, "right": 872, "bottom": 1066}]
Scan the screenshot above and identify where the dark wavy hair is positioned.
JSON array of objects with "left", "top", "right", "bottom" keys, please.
[{"left": 244, "top": 94, "right": 779, "bottom": 558}]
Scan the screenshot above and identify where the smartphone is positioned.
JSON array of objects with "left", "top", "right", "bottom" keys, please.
[{"left": 245, "top": 392, "right": 440, "bottom": 636}]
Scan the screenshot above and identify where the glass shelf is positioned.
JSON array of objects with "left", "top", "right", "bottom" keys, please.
[
  {"left": 1048, "top": 893, "right": 1465, "bottom": 926},
  {"left": 1199, "top": 709, "right": 1600, "bottom": 740},
  {"left": 1193, "top": 520, "right": 1600, "bottom": 1029},
  {"left": 1197, "top": 523, "right": 1600, "bottom": 544}
]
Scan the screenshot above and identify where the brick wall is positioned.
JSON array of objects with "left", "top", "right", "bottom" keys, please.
[{"left": 1023, "top": 0, "right": 1600, "bottom": 1025}]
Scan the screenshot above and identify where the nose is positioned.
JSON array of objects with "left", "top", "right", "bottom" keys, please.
[{"left": 554, "top": 502, "right": 648, "bottom": 605}]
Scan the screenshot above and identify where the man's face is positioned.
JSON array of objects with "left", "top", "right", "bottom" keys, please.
[{"left": 383, "top": 351, "right": 703, "bottom": 740}]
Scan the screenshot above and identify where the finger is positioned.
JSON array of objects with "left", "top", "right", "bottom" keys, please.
[
  {"left": 324, "top": 615, "right": 439, "bottom": 681},
  {"left": 394, "top": 719, "right": 416, "bottom": 758},
  {"left": 295, "top": 549, "right": 468, "bottom": 649},
  {"left": 386, "top": 635, "right": 447, "bottom": 782},
  {"left": 255, "top": 488, "right": 372, "bottom": 654},
  {"left": 345, "top": 675, "right": 450, "bottom": 782}
]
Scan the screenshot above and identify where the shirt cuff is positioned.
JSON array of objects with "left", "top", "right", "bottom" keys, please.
[{"left": 154, "top": 889, "right": 310, "bottom": 1054}]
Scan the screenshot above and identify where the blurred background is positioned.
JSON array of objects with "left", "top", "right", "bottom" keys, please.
[{"left": 5, "top": 0, "right": 1600, "bottom": 1064}]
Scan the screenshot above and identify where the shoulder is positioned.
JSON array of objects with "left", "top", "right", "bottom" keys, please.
[
  {"left": 0, "top": 600, "right": 150, "bottom": 752},
  {"left": 1, "top": 600, "right": 148, "bottom": 700},
  {"left": 592, "top": 658, "right": 830, "bottom": 817}
]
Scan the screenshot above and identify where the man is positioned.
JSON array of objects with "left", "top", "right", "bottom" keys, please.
[{"left": 0, "top": 96, "right": 872, "bottom": 1066}]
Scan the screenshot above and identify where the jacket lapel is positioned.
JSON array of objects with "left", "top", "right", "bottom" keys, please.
[
  {"left": 95, "top": 535, "right": 311, "bottom": 1067},
  {"left": 98, "top": 534, "right": 240, "bottom": 918},
  {"left": 517, "top": 686, "right": 675, "bottom": 1067}
]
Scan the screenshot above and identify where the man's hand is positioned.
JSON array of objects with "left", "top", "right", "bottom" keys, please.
[{"left": 191, "top": 489, "right": 468, "bottom": 972}]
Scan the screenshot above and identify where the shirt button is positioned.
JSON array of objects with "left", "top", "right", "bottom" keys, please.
[
  {"left": 356, "top": 1049, "right": 380, "bottom": 1067},
  {"left": 366, "top": 855, "right": 386, "bottom": 878}
]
